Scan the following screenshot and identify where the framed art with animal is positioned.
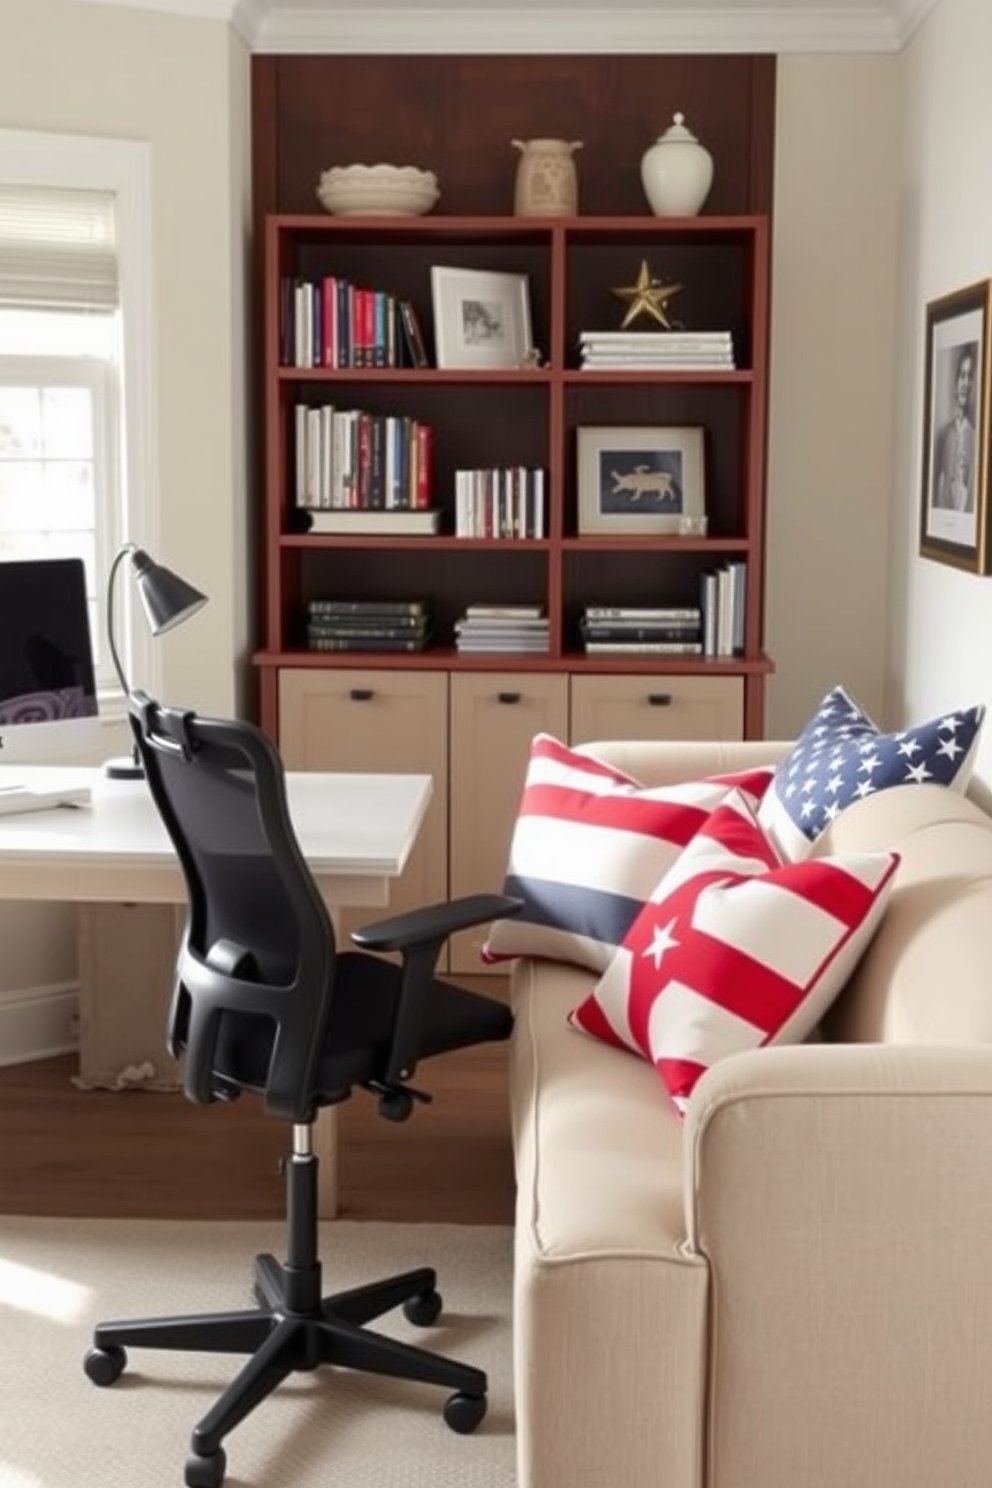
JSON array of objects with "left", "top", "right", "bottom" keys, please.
[{"left": 576, "top": 425, "right": 706, "bottom": 535}]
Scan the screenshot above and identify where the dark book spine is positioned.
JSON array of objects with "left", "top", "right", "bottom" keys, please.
[
  {"left": 399, "top": 299, "right": 429, "bottom": 368},
  {"left": 306, "top": 635, "right": 427, "bottom": 653},
  {"left": 307, "top": 600, "right": 426, "bottom": 617}
]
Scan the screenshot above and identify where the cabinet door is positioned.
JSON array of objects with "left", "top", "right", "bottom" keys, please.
[
  {"left": 569, "top": 674, "right": 744, "bottom": 744},
  {"left": 278, "top": 669, "right": 449, "bottom": 958},
  {"left": 449, "top": 671, "right": 569, "bottom": 975}
]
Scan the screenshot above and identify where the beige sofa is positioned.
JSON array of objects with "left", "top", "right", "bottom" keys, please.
[{"left": 509, "top": 739, "right": 992, "bottom": 1488}]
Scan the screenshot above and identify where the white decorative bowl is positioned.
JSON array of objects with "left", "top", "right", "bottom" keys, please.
[{"left": 317, "top": 164, "right": 440, "bottom": 217}]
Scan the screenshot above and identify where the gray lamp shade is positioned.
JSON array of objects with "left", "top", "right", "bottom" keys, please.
[{"left": 131, "top": 549, "right": 208, "bottom": 636}]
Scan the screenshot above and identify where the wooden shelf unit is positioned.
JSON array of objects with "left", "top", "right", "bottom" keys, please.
[{"left": 255, "top": 211, "right": 773, "bottom": 740}]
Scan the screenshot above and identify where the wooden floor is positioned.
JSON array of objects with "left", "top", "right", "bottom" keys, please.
[{"left": 0, "top": 980, "right": 516, "bottom": 1227}]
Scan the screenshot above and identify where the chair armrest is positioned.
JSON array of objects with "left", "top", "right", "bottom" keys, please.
[
  {"left": 351, "top": 894, "right": 521, "bottom": 1090},
  {"left": 350, "top": 893, "right": 522, "bottom": 953}
]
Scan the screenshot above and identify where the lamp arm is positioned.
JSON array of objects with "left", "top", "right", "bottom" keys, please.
[{"left": 106, "top": 542, "right": 136, "bottom": 698}]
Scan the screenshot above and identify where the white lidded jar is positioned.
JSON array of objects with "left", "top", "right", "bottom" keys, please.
[{"left": 640, "top": 112, "right": 714, "bottom": 217}]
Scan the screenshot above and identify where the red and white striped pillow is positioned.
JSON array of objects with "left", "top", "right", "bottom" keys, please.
[
  {"left": 481, "top": 734, "right": 775, "bottom": 973},
  {"left": 570, "top": 788, "right": 900, "bottom": 1115}
]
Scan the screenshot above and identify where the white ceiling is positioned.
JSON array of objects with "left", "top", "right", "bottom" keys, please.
[{"left": 66, "top": 0, "right": 939, "bottom": 54}]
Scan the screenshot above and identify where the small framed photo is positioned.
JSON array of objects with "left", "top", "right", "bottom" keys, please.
[
  {"left": 430, "top": 266, "right": 533, "bottom": 370},
  {"left": 919, "top": 278, "right": 992, "bottom": 574},
  {"left": 576, "top": 425, "right": 706, "bottom": 535}
]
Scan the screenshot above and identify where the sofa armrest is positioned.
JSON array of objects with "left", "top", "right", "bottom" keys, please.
[
  {"left": 679, "top": 1043, "right": 992, "bottom": 1488},
  {"left": 572, "top": 737, "right": 791, "bottom": 787}
]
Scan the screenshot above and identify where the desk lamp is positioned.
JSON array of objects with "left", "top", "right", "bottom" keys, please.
[{"left": 104, "top": 543, "right": 208, "bottom": 780}]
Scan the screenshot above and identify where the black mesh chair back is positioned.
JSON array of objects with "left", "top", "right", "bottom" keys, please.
[{"left": 129, "top": 691, "right": 336, "bottom": 1120}]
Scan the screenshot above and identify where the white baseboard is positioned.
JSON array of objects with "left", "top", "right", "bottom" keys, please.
[{"left": 0, "top": 984, "right": 79, "bottom": 1066}]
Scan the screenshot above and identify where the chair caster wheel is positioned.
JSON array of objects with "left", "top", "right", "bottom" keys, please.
[
  {"left": 444, "top": 1391, "right": 487, "bottom": 1434},
  {"left": 185, "top": 1447, "right": 226, "bottom": 1488},
  {"left": 403, "top": 1288, "right": 442, "bottom": 1327},
  {"left": 83, "top": 1344, "right": 127, "bottom": 1386}
]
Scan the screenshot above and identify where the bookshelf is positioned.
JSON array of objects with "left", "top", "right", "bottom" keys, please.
[{"left": 255, "top": 211, "right": 772, "bottom": 739}]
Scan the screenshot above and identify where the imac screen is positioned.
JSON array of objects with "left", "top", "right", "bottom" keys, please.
[{"left": 0, "top": 557, "right": 100, "bottom": 764}]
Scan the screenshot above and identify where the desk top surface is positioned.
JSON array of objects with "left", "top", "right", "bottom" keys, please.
[{"left": 0, "top": 765, "right": 433, "bottom": 877}]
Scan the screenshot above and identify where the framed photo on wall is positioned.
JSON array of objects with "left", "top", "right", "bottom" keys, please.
[
  {"left": 919, "top": 278, "right": 992, "bottom": 574},
  {"left": 430, "top": 266, "right": 533, "bottom": 370},
  {"left": 577, "top": 425, "right": 706, "bottom": 535}
]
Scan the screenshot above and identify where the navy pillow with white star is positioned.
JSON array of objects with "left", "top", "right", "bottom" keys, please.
[{"left": 758, "top": 685, "right": 985, "bottom": 859}]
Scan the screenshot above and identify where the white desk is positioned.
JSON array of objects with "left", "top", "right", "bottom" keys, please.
[{"left": 0, "top": 763, "right": 433, "bottom": 1216}]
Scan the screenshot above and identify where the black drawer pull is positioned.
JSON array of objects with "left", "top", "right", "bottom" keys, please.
[
  {"left": 647, "top": 692, "right": 673, "bottom": 707},
  {"left": 349, "top": 688, "right": 374, "bottom": 702},
  {"left": 497, "top": 691, "right": 522, "bottom": 705}
]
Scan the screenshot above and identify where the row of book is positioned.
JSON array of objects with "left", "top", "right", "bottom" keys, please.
[
  {"left": 578, "top": 604, "right": 703, "bottom": 655},
  {"left": 294, "top": 404, "right": 434, "bottom": 514},
  {"left": 454, "top": 605, "right": 549, "bottom": 654},
  {"left": 700, "top": 561, "right": 747, "bottom": 656},
  {"left": 305, "top": 598, "right": 431, "bottom": 653},
  {"left": 454, "top": 468, "right": 546, "bottom": 540},
  {"left": 281, "top": 277, "right": 429, "bottom": 370},
  {"left": 578, "top": 329, "right": 736, "bottom": 371}
]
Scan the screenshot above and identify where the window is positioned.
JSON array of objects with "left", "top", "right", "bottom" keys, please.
[
  {"left": 0, "top": 131, "right": 154, "bottom": 717},
  {"left": 0, "top": 316, "right": 120, "bottom": 690}
]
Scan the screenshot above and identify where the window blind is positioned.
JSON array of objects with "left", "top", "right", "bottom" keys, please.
[{"left": 0, "top": 185, "right": 117, "bottom": 310}]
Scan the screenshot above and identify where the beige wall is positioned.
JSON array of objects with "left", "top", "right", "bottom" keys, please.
[
  {"left": 888, "top": 0, "right": 992, "bottom": 794},
  {"left": 766, "top": 52, "right": 902, "bottom": 737}
]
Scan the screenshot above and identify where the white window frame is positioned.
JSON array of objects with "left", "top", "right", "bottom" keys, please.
[{"left": 0, "top": 129, "right": 156, "bottom": 720}]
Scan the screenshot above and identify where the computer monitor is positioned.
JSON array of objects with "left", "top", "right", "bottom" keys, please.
[{"left": 0, "top": 556, "right": 101, "bottom": 765}]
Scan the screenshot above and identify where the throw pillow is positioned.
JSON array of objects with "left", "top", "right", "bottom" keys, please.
[
  {"left": 758, "top": 684, "right": 985, "bottom": 859},
  {"left": 570, "top": 788, "right": 900, "bottom": 1117},
  {"left": 481, "top": 733, "right": 774, "bottom": 973}
]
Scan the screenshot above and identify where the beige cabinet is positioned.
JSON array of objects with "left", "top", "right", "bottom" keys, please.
[
  {"left": 278, "top": 669, "right": 449, "bottom": 960},
  {"left": 569, "top": 673, "right": 744, "bottom": 746},
  {"left": 448, "top": 672, "right": 569, "bottom": 974}
]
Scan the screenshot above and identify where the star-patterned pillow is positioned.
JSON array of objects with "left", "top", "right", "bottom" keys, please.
[
  {"left": 757, "top": 685, "right": 985, "bottom": 860},
  {"left": 569, "top": 789, "right": 900, "bottom": 1117}
]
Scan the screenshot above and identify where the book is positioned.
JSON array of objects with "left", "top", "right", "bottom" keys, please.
[
  {"left": 399, "top": 299, "right": 430, "bottom": 368},
  {"left": 308, "top": 616, "right": 427, "bottom": 633},
  {"left": 301, "top": 508, "right": 442, "bottom": 536},
  {"left": 580, "top": 625, "right": 702, "bottom": 643},
  {"left": 582, "top": 640, "right": 704, "bottom": 655},
  {"left": 464, "top": 604, "right": 545, "bottom": 619},
  {"left": 307, "top": 599, "right": 427, "bottom": 617},
  {"left": 306, "top": 635, "right": 430, "bottom": 653},
  {"left": 583, "top": 605, "right": 701, "bottom": 622}
]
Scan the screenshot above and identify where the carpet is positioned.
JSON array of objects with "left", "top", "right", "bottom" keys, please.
[{"left": 0, "top": 1217, "right": 515, "bottom": 1488}]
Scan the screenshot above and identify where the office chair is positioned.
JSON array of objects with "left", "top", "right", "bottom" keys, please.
[{"left": 83, "top": 691, "right": 521, "bottom": 1488}]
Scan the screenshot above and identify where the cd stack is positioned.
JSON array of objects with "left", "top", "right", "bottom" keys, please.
[
  {"left": 454, "top": 604, "right": 550, "bottom": 654},
  {"left": 578, "top": 330, "right": 735, "bottom": 370}
]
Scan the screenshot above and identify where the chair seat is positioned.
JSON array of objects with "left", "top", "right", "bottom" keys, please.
[{"left": 214, "top": 951, "right": 513, "bottom": 1101}]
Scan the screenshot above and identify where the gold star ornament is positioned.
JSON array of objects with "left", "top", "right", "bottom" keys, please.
[{"left": 612, "top": 259, "right": 683, "bottom": 330}]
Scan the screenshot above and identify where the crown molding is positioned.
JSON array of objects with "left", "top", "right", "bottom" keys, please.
[{"left": 64, "top": 0, "right": 942, "bottom": 55}]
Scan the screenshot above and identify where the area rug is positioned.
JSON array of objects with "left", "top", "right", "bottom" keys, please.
[{"left": 0, "top": 1217, "right": 515, "bottom": 1488}]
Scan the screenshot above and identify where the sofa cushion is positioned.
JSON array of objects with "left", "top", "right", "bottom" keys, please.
[
  {"left": 481, "top": 733, "right": 773, "bottom": 973},
  {"left": 758, "top": 684, "right": 984, "bottom": 859},
  {"left": 570, "top": 788, "right": 900, "bottom": 1115}
]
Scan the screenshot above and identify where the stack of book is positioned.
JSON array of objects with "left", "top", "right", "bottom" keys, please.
[
  {"left": 454, "top": 604, "right": 550, "bottom": 654},
  {"left": 305, "top": 598, "right": 431, "bottom": 653},
  {"left": 579, "top": 604, "right": 703, "bottom": 655},
  {"left": 578, "top": 330, "right": 735, "bottom": 371}
]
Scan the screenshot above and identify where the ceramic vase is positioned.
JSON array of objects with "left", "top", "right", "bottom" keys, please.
[
  {"left": 512, "top": 139, "right": 582, "bottom": 218},
  {"left": 640, "top": 113, "right": 714, "bottom": 217}
]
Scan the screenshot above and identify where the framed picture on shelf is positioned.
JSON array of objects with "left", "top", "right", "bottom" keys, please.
[
  {"left": 919, "top": 278, "right": 992, "bottom": 574},
  {"left": 576, "top": 425, "right": 706, "bottom": 536},
  {"left": 430, "top": 266, "right": 533, "bottom": 370}
]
